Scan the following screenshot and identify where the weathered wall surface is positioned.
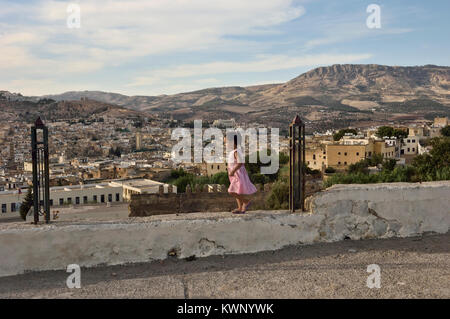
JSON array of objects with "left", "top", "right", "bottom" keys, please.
[
  {"left": 129, "top": 180, "right": 322, "bottom": 216},
  {"left": 129, "top": 184, "right": 271, "bottom": 216},
  {"left": 1, "top": 181, "right": 449, "bottom": 277}
]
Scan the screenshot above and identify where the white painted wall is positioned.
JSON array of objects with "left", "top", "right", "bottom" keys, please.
[{"left": 0, "top": 181, "right": 449, "bottom": 277}]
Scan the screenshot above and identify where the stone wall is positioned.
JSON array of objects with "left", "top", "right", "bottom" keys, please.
[
  {"left": 129, "top": 184, "right": 271, "bottom": 216},
  {"left": 0, "top": 181, "right": 448, "bottom": 277},
  {"left": 129, "top": 180, "right": 323, "bottom": 216}
]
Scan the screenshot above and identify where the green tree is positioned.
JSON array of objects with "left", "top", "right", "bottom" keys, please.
[
  {"left": 393, "top": 128, "right": 408, "bottom": 139},
  {"left": 211, "top": 172, "right": 230, "bottom": 186},
  {"left": 376, "top": 126, "right": 394, "bottom": 138},
  {"left": 250, "top": 173, "right": 269, "bottom": 185},
  {"left": 266, "top": 180, "right": 289, "bottom": 209},
  {"left": 173, "top": 175, "right": 194, "bottom": 193},
  {"left": 20, "top": 186, "right": 33, "bottom": 221},
  {"left": 441, "top": 125, "right": 450, "bottom": 137},
  {"left": 333, "top": 129, "right": 358, "bottom": 141}
]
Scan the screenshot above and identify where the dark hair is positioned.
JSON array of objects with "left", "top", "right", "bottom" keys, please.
[{"left": 226, "top": 132, "right": 240, "bottom": 150}]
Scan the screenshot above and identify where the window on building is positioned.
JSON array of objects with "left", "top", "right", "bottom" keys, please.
[
  {"left": 356, "top": 152, "right": 359, "bottom": 156},
  {"left": 83, "top": 196, "right": 88, "bottom": 204},
  {"left": 50, "top": 199, "right": 53, "bottom": 206},
  {"left": 412, "top": 139, "right": 415, "bottom": 143},
  {"left": 101, "top": 195, "right": 105, "bottom": 203},
  {"left": 11, "top": 203, "right": 16, "bottom": 212},
  {"left": 344, "top": 162, "right": 347, "bottom": 165},
  {"left": 407, "top": 139, "right": 410, "bottom": 143},
  {"left": 67, "top": 198, "right": 72, "bottom": 204},
  {"left": 412, "top": 148, "right": 415, "bottom": 152},
  {"left": 1, "top": 204, "right": 6, "bottom": 213},
  {"left": 75, "top": 197, "right": 80, "bottom": 205},
  {"left": 344, "top": 152, "right": 347, "bottom": 156},
  {"left": 313, "top": 154, "right": 316, "bottom": 160},
  {"left": 59, "top": 198, "right": 64, "bottom": 205},
  {"left": 338, "top": 152, "right": 341, "bottom": 155},
  {"left": 338, "top": 161, "right": 341, "bottom": 165},
  {"left": 93, "top": 195, "right": 98, "bottom": 202},
  {"left": 407, "top": 148, "right": 410, "bottom": 152},
  {"left": 108, "top": 194, "right": 112, "bottom": 202},
  {"left": 116, "top": 193, "right": 120, "bottom": 202},
  {"left": 323, "top": 156, "right": 326, "bottom": 159}
]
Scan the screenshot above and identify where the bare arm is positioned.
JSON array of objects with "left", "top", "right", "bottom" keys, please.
[{"left": 229, "top": 151, "right": 243, "bottom": 176}]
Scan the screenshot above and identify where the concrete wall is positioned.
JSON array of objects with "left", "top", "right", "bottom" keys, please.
[
  {"left": 0, "top": 181, "right": 449, "bottom": 277},
  {"left": 129, "top": 184, "right": 270, "bottom": 216}
]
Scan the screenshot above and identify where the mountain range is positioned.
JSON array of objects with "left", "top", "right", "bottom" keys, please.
[{"left": 2, "top": 64, "right": 449, "bottom": 130}]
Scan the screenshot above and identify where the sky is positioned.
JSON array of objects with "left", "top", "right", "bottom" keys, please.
[{"left": 1, "top": 0, "right": 449, "bottom": 96}]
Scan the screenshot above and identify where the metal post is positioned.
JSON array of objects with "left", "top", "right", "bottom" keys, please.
[
  {"left": 301, "top": 122, "right": 306, "bottom": 210},
  {"left": 289, "top": 115, "right": 306, "bottom": 212},
  {"left": 43, "top": 126, "right": 50, "bottom": 223},
  {"left": 31, "top": 117, "right": 51, "bottom": 224},
  {"left": 31, "top": 127, "right": 39, "bottom": 224}
]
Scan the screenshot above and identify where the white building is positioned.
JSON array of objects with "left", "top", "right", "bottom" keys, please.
[
  {"left": 0, "top": 178, "right": 176, "bottom": 219},
  {"left": 111, "top": 179, "right": 177, "bottom": 201},
  {"left": 401, "top": 136, "right": 419, "bottom": 156}
]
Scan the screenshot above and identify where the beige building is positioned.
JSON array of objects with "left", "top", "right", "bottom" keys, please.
[
  {"left": 326, "top": 144, "right": 367, "bottom": 169},
  {"left": 202, "top": 162, "right": 228, "bottom": 177},
  {"left": 434, "top": 117, "right": 448, "bottom": 128},
  {"left": 306, "top": 146, "right": 327, "bottom": 171},
  {"left": 307, "top": 138, "right": 396, "bottom": 171}
]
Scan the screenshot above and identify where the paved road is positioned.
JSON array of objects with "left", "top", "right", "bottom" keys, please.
[{"left": 0, "top": 233, "right": 448, "bottom": 299}]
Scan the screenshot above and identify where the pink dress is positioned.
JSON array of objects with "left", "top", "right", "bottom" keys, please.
[{"left": 227, "top": 149, "right": 257, "bottom": 195}]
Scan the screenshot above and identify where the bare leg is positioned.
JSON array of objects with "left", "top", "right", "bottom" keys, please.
[
  {"left": 239, "top": 195, "right": 252, "bottom": 212},
  {"left": 230, "top": 193, "right": 242, "bottom": 212}
]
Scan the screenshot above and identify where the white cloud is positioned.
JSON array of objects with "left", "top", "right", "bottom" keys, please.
[
  {"left": 127, "top": 53, "right": 373, "bottom": 87},
  {"left": 1, "top": 0, "right": 306, "bottom": 94}
]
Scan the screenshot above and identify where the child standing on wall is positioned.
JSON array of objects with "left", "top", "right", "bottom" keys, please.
[{"left": 226, "top": 133, "right": 257, "bottom": 214}]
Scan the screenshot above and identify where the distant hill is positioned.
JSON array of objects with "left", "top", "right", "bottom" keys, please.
[
  {"left": 0, "top": 95, "right": 148, "bottom": 123},
  {"left": 3, "top": 64, "right": 449, "bottom": 129},
  {"left": 39, "top": 64, "right": 449, "bottom": 116}
]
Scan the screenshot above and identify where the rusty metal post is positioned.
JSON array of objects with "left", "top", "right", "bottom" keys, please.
[
  {"left": 289, "top": 115, "right": 306, "bottom": 212},
  {"left": 31, "top": 117, "right": 51, "bottom": 224}
]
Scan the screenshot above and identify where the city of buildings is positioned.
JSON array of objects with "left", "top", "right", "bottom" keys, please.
[{"left": 0, "top": 113, "right": 447, "bottom": 220}]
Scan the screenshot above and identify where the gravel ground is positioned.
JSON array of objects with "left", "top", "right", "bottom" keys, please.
[{"left": 0, "top": 232, "right": 448, "bottom": 299}]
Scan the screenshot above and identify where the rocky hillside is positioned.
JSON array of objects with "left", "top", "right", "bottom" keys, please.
[
  {"left": 0, "top": 95, "right": 148, "bottom": 123},
  {"left": 4, "top": 64, "right": 449, "bottom": 131},
  {"left": 40, "top": 64, "right": 449, "bottom": 116}
]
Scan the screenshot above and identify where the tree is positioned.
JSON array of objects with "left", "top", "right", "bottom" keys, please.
[
  {"left": 211, "top": 172, "right": 229, "bottom": 186},
  {"left": 20, "top": 186, "right": 33, "bottom": 221},
  {"left": 393, "top": 128, "right": 408, "bottom": 139},
  {"left": 441, "top": 125, "right": 450, "bottom": 137},
  {"left": 173, "top": 175, "right": 194, "bottom": 193},
  {"left": 375, "top": 126, "right": 394, "bottom": 138},
  {"left": 376, "top": 126, "right": 407, "bottom": 139},
  {"left": 333, "top": 129, "right": 358, "bottom": 141},
  {"left": 266, "top": 181, "right": 289, "bottom": 209},
  {"left": 250, "top": 173, "right": 269, "bottom": 185}
]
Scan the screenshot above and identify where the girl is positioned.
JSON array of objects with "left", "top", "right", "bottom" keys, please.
[{"left": 226, "top": 133, "right": 257, "bottom": 214}]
